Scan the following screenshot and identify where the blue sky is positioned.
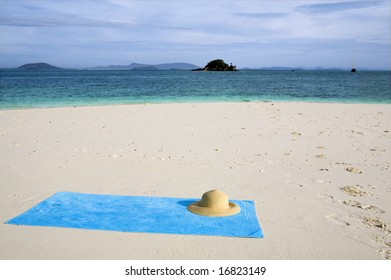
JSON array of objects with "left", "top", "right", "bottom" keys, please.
[{"left": 0, "top": 0, "right": 390, "bottom": 69}]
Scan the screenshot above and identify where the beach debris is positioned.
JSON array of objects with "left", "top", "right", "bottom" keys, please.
[
  {"left": 319, "top": 168, "right": 329, "bottom": 171},
  {"left": 316, "top": 146, "right": 326, "bottom": 149},
  {"left": 370, "top": 148, "right": 386, "bottom": 152},
  {"left": 345, "top": 166, "right": 363, "bottom": 174},
  {"left": 340, "top": 185, "right": 372, "bottom": 197},
  {"left": 335, "top": 161, "right": 351, "bottom": 165},
  {"left": 348, "top": 130, "right": 364, "bottom": 135},
  {"left": 291, "top": 131, "right": 302, "bottom": 136},
  {"left": 370, "top": 148, "right": 386, "bottom": 155},
  {"left": 315, "top": 154, "right": 327, "bottom": 159},
  {"left": 319, "top": 193, "right": 334, "bottom": 199},
  {"left": 361, "top": 216, "right": 391, "bottom": 234}
]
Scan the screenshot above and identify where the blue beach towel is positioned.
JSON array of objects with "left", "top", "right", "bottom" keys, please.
[{"left": 6, "top": 192, "right": 263, "bottom": 238}]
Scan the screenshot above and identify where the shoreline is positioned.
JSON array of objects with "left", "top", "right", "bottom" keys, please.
[
  {"left": 2, "top": 98, "right": 391, "bottom": 112},
  {"left": 1, "top": 102, "right": 390, "bottom": 259}
]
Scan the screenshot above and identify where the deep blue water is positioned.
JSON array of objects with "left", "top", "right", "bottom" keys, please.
[{"left": 0, "top": 69, "right": 390, "bottom": 109}]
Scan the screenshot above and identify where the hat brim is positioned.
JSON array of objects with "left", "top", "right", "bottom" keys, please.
[{"left": 187, "top": 201, "right": 241, "bottom": 217}]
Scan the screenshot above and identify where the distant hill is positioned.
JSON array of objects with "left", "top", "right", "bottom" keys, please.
[
  {"left": 18, "top": 63, "right": 62, "bottom": 70},
  {"left": 240, "top": 66, "right": 346, "bottom": 71},
  {"left": 87, "top": 63, "right": 147, "bottom": 70},
  {"left": 240, "top": 66, "right": 296, "bottom": 71},
  {"left": 154, "top": 63, "right": 200, "bottom": 70},
  {"left": 86, "top": 62, "right": 200, "bottom": 70},
  {"left": 131, "top": 66, "right": 159, "bottom": 71}
]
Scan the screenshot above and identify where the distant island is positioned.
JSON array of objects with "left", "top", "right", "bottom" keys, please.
[
  {"left": 17, "top": 62, "right": 63, "bottom": 70},
  {"left": 241, "top": 66, "right": 347, "bottom": 71},
  {"left": 86, "top": 62, "right": 200, "bottom": 71},
  {"left": 131, "top": 66, "right": 159, "bottom": 71},
  {"left": 192, "top": 59, "right": 237, "bottom": 71},
  {"left": 7, "top": 62, "right": 370, "bottom": 71}
]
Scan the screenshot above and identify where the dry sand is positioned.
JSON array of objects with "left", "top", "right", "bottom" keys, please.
[{"left": 0, "top": 102, "right": 390, "bottom": 260}]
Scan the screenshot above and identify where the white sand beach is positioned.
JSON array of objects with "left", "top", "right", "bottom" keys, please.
[{"left": 0, "top": 102, "right": 390, "bottom": 259}]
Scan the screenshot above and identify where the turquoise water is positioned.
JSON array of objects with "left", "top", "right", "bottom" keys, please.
[{"left": 0, "top": 69, "right": 390, "bottom": 109}]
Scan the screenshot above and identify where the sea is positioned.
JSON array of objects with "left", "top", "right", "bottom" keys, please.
[{"left": 0, "top": 69, "right": 390, "bottom": 109}]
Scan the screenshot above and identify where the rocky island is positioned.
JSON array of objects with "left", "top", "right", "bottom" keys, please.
[{"left": 193, "top": 59, "right": 237, "bottom": 71}]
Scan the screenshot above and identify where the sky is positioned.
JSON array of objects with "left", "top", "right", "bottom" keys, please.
[{"left": 0, "top": 0, "right": 390, "bottom": 69}]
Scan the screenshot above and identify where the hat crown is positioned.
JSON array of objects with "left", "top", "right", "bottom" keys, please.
[{"left": 199, "top": 190, "right": 230, "bottom": 210}]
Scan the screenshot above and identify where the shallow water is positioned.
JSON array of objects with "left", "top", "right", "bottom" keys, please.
[{"left": 1, "top": 69, "right": 390, "bottom": 109}]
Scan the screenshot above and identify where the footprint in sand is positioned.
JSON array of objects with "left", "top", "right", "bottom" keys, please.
[
  {"left": 339, "top": 200, "right": 385, "bottom": 213},
  {"left": 319, "top": 193, "right": 335, "bottom": 204},
  {"left": 373, "top": 235, "right": 391, "bottom": 260},
  {"left": 340, "top": 185, "right": 372, "bottom": 197},
  {"left": 340, "top": 200, "right": 372, "bottom": 209},
  {"left": 345, "top": 167, "right": 363, "bottom": 174},
  {"left": 315, "top": 179, "right": 331, "bottom": 184},
  {"left": 326, "top": 214, "right": 350, "bottom": 226},
  {"left": 361, "top": 216, "right": 391, "bottom": 234},
  {"left": 378, "top": 249, "right": 391, "bottom": 260}
]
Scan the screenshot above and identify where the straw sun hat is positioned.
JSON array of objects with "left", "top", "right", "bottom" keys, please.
[{"left": 187, "top": 190, "right": 241, "bottom": 217}]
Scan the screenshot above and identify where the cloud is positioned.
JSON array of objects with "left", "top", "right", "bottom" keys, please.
[
  {"left": 235, "top": 12, "right": 287, "bottom": 19},
  {"left": 0, "top": 16, "right": 120, "bottom": 27},
  {"left": 297, "top": 1, "right": 385, "bottom": 14},
  {"left": 0, "top": 15, "right": 192, "bottom": 31},
  {"left": 0, "top": 0, "right": 389, "bottom": 69}
]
